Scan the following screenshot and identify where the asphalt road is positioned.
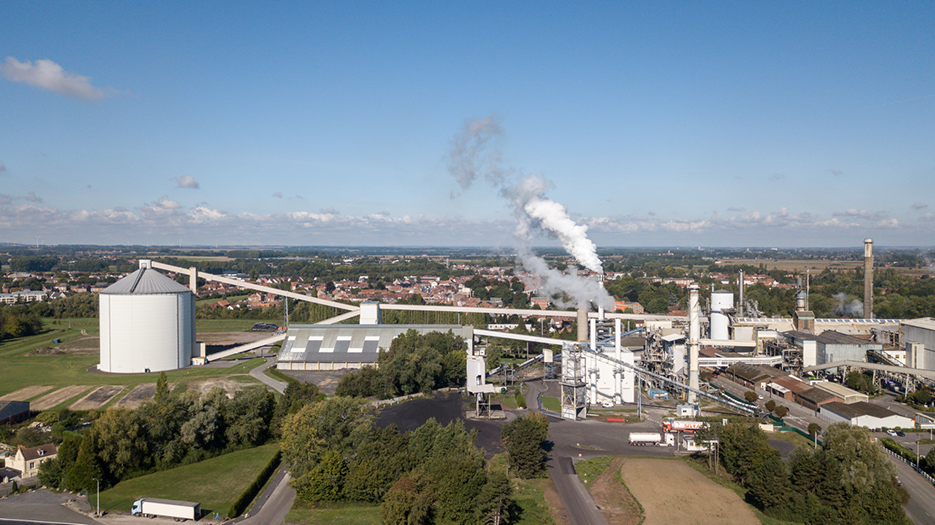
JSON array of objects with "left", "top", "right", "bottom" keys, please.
[
  {"left": 890, "top": 456, "right": 935, "bottom": 525},
  {"left": 249, "top": 356, "right": 288, "bottom": 394},
  {"left": 231, "top": 464, "right": 295, "bottom": 525},
  {"left": 0, "top": 490, "right": 101, "bottom": 524}
]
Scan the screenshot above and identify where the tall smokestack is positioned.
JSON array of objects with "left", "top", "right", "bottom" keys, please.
[
  {"left": 688, "top": 284, "right": 700, "bottom": 404},
  {"left": 597, "top": 273, "right": 605, "bottom": 321},
  {"left": 738, "top": 269, "right": 744, "bottom": 317},
  {"left": 577, "top": 307, "right": 588, "bottom": 342},
  {"left": 864, "top": 238, "right": 873, "bottom": 319}
]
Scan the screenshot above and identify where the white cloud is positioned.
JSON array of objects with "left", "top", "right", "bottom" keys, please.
[
  {"left": 0, "top": 194, "right": 11, "bottom": 205},
  {"left": 912, "top": 202, "right": 928, "bottom": 210},
  {"left": 832, "top": 209, "right": 888, "bottom": 220},
  {"left": 1, "top": 57, "right": 111, "bottom": 100},
  {"left": 173, "top": 175, "right": 200, "bottom": 189},
  {"left": 26, "top": 191, "right": 42, "bottom": 203}
]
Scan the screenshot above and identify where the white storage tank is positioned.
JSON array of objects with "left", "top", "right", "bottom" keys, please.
[
  {"left": 710, "top": 290, "right": 733, "bottom": 341},
  {"left": 99, "top": 260, "right": 196, "bottom": 373}
]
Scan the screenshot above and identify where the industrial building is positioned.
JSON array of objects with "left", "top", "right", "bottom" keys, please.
[
  {"left": 98, "top": 260, "right": 196, "bottom": 374},
  {"left": 820, "top": 401, "right": 913, "bottom": 430},
  {"left": 277, "top": 324, "right": 473, "bottom": 371}
]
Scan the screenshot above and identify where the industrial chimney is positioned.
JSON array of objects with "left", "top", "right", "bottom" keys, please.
[
  {"left": 688, "top": 284, "right": 700, "bottom": 404},
  {"left": 864, "top": 238, "right": 873, "bottom": 319}
]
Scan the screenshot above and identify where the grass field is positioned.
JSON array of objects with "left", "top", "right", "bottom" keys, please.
[
  {"left": 575, "top": 455, "right": 615, "bottom": 486},
  {"left": 542, "top": 396, "right": 560, "bottom": 412},
  {"left": 98, "top": 443, "right": 280, "bottom": 518},
  {"left": 0, "top": 318, "right": 266, "bottom": 401},
  {"left": 286, "top": 502, "right": 382, "bottom": 525}
]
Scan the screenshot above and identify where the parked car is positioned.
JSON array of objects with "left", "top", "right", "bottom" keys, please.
[
  {"left": 601, "top": 400, "right": 614, "bottom": 408},
  {"left": 886, "top": 429, "right": 898, "bottom": 437},
  {"left": 896, "top": 430, "right": 906, "bottom": 437}
]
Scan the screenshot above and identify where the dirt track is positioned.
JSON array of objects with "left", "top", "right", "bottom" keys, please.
[
  {"left": 69, "top": 385, "right": 126, "bottom": 410},
  {"left": 0, "top": 385, "right": 54, "bottom": 401},
  {"left": 31, "top": 386, "right": 92, "bottom": 410},
  {"left": 619, "top": 458, "right": 758, "bottom": 525}
]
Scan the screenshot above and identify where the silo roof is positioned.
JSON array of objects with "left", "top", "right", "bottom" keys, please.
[{"left": 100, "top": 268, "right": 192, "bottom": 295}]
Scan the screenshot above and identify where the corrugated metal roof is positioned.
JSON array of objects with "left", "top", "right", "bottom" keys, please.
[
  {"left": 101, "top": 268, "right": 192, "bottom": 295},
  {"left": 278, "top": 324, "right": 468, "bottom": 363}
]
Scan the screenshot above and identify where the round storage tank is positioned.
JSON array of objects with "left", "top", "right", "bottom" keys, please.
[{"left": 99, "top": 261, "right": 196, "bottom": 373}]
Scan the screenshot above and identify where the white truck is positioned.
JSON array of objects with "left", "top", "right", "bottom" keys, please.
[
  {"left": 628, "top": 432, "right": 675, "bottom": 446},
  {"left": 131, "top": 498, "right": 200, "bottom": 521}
]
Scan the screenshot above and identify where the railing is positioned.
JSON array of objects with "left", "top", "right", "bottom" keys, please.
[{"left": 883, "top": 447, "right": 935, "bottom": 487}]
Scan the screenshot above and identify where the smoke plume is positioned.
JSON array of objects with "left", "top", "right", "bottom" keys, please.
[
  {"left": 448, "top": 116, "right": 612, "bottom": 309},
  {"left": 832, "top": 292, "right": 863, "bottom": 317}
]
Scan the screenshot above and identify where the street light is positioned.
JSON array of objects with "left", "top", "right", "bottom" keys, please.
[{"left": 92, "top": 478, "right": 100, "bottom": 517}]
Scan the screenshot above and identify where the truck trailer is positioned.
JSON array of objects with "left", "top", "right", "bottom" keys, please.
[
  {"left": 131, "top": 498, "right": 200, "bottom": 521},
  {"left": 628, "top": 432, "right": 675, "bottom": 446},
  {"left": 662, "top": 418, "right": 706, "bottom": 433}
]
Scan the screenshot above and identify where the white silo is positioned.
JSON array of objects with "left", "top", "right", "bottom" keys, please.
[
  {"left": 99, "top": 260, "right": 196, "bottom": 373},
  {"left": 710, "top": 290, "right": 733, "bottom": 341}
]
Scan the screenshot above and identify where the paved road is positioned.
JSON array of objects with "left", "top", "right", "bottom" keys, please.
[
  {"left": 250, "top": 356, "right": 288, "bottom": 394},
  {"left": 228, "top": 464, "right": 295, "bottom": 525},
  {"left": 889, "top": 456, "right": 935, "bottom": 525},
  {"left": 0, "top": 490, "right": 101, "bottom": 524},
  {"left": 527, "top": 380, "right": 673, "bottom": 525}
]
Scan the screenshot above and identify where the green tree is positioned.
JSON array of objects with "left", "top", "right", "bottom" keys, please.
[
  {"left": 155, "top": 371, "right": 170, "bottom": 402},
  {"left": 746, "top": 454, "right": 792, "bottom": 511},
  {"left": 744, "top": 391, "right": 759, "bottom": 403},
  {"left": 476, "top": 471, "right": 514, "bottom": 524},
  {"left": 501, "top": 412, "right": 549, "bottom": 478}
]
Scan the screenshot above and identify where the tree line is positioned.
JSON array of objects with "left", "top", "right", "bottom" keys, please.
[
  {"left": 282, "top": 395, "right": 549, "bottom": 525},
  {"left": 702, "top": 421, "right": 909, "bottom": 524},
  {"left": 336, "top": 330, "right": 466, "bottom": 398},
  {"left": 38, "top": 374, "right": 283, "bottom": 491}
]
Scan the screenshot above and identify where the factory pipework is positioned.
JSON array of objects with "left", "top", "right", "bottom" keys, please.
[
  {"left": 864, "top": 238, "right": 873, "bottom": 319},
  {"left": 688, "top": 283, "right": 700, "bottom": 404}
]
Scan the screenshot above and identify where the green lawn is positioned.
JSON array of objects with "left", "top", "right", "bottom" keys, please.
[
  {"left": 287, "top": 502, "right": 382, "bottom": 525},
  {"left": 575, "top": 455, "right": 614, "bottom": 486},
  {"left": 196, "top": 294, "right": 249, "bottom": 307},
  {"left": 98, "top": 443, "right": 280, "bottom": 518},
  {"left": 541, "top": 396, "right": 560, "bottom": 412}
]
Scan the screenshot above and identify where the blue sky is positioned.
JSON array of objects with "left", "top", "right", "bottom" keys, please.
[{"left": 1, "top": 1, "right": 933, "bottom": 248}]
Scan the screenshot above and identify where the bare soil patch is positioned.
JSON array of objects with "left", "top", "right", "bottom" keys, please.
[
  {"left": 0, "top": 385, "right": 54, "bottom": 401},
  {"left": 69, "top": 385, "right": 126, "bottom": 410},
  {"left": 29, "top": 335, "right": 99, "bottom": 356},
  {"left": 588, "top": 457, "right": 641, "bottom": 525},
  {"left": 199, "top": 331, "right": 273, "bottom": 357},
  {"left": 31, "top": 385, "right": 93, "bottom": 410},
  {"left": 185, "top": 377, "right": 256, "bottom": 398},
  {"left": 619, "top": 459, "right": 758, "bottom": 525},
  {"left": 281, "top": 370, "right": 347, "bottom": 395},
  {"left": 114, "top": 383, "right": 156, "bottom": 409}
]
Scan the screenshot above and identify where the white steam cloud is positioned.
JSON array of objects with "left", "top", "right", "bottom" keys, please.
[
  {"left": 448, "top": 115, "right": 612, "bottom": 309},
  {"left": 832, "top": 292, "right": 863, "bottom": 317}
]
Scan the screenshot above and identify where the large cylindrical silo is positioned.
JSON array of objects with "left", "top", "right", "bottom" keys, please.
[{"left": 99, "top": 260, "right": 196, "bottom": 373}]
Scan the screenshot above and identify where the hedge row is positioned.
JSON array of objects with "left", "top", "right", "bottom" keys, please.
[
  {"left": 227, "top": 449, "right": 283, "bottom": 518},
  {"left": 880, "top": 438, "right": 917, "bottom": 464},
  {"left": 515, "top": 392, "right": 526, "bottom": 409}
]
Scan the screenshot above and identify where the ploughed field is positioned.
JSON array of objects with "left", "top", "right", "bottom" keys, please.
[{"left": 619, "top": 458, "right": 758, "bottom": 525}]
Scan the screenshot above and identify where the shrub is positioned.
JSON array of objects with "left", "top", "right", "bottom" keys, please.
[{"left": 227, "top": 449, "right": 282, "bottom": 518}]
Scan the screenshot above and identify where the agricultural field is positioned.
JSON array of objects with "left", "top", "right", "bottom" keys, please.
[
  {"left": 98, "top": 443, "right": 280, "bottom": 518},
  {"left": 618, "top": 458, "right": 758, "bottom": 525},
  {"left": 0, "top": 318, "right": 267, "bottom": 405},
  {"left": 717, "top": 258, "right": 863, "bottom": 273}
]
